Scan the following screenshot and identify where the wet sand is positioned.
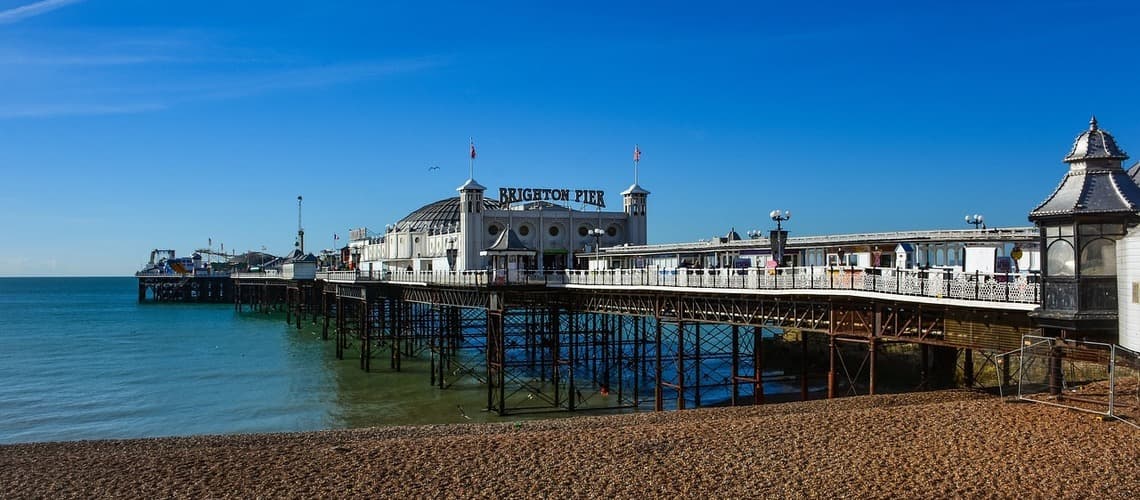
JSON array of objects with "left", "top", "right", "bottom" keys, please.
[{"left": 2, "top": 390, "right": 1138, "bottom": 498}]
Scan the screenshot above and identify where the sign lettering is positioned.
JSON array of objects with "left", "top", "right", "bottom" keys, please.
[{"left": 499, "top": 187, "right": 605, "bottom": 208}]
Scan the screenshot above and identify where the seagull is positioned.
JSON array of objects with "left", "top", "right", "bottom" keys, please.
[{"left": 428, "top": 165, "right": 440, "bottom": 171}]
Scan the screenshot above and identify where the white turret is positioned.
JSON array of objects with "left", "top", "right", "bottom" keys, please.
[
  {"left": 457, "top": 178, "right": 486, "bottom": 270},
  {"left": 621, "top": 183, "right": 649, "bottom": 246}
]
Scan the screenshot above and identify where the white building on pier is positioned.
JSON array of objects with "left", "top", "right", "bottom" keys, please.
[{"left": 349, "top": 177, "right": 649, "bottom": 273}]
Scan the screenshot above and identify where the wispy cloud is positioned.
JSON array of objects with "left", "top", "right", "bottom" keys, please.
[
  {"left": 0, "top": 102, "right": 167, "bottom": 119},
  {"left": 0, "top": 0, "right": 82, "bottom": 25},
  {"left": 0, "top": 56, "right": 447, "bottom": 119}
]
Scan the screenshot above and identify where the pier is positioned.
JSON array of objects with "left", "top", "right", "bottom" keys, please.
[
  {"left": 180, "top": 118, "right": 1140, "bottom": 421},
  {"left": 231, "top": 263, "right": 1043, "bottom": 416}
]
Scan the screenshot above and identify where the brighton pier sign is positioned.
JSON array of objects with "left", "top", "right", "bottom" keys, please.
[{"left": 499, "top": 187, "right": 605, "bottom": 208}]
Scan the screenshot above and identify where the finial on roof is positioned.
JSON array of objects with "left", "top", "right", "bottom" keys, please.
[{"left": 1090, "top": 115, "right": 1098, "bottom": 131}]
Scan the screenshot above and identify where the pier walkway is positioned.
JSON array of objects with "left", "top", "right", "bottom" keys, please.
[{"left": 302, "top": 266, "right": 1039, "bottom": 310}]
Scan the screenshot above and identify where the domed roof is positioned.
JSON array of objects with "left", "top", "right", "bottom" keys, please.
[
  {"left": 395, "top": 196, "right": 500, "bottom": 232},
  {"left": 1064, "top": 116, "right": 1129, "bottom": 163}
]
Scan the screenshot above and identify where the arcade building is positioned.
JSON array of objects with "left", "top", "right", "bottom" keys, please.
[{"left": 348, "top": 177, "right": 649, "bottom": 273}]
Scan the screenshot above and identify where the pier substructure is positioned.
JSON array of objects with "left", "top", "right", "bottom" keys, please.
[
  {"left": 266, "top": 278, "right": 1042, "bottom": 417},
  {"left": 138, "top": 276, "right": 232, "bottom": 303}
]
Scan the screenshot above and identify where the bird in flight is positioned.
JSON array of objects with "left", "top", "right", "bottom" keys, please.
[{"left": 428, "top": 165, "right": 440, "bottom": 171}]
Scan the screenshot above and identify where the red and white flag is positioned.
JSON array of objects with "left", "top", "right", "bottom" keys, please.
[{"left": 634, "top": 144, "right": 641, "bottom": 162}]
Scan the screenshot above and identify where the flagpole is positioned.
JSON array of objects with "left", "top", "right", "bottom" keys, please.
[
  {"left": 634, "top": 144, "right": 640, "bottom": 185},
  {"left": 469, "top": 138, "right": 475, "bottom": 179}
]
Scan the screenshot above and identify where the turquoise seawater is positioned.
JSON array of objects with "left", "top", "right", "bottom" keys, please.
[{"left": 0, "top": 277, "right": 494, "bottom": 444}]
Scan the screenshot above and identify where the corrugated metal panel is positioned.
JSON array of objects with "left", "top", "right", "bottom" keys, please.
[{"left": 944, "top": 313, "right": 1035, "bottom": 351}]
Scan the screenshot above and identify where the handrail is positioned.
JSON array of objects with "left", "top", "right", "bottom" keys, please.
[
  {"left": 561, "top": 266, "right": 1041, "bottom": 305},
  {"left": 313, "top": 266, "right": 1041, "bottom": 305}
]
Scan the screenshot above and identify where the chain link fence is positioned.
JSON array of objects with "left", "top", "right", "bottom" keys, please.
[{"left": 1005, "top": 335, "right": 1140, "bottom": 428}]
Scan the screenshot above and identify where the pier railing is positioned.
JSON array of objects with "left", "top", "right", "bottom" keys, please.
[
  {"left": 136, "top": 270, "right": 232, "bottom": 278},
  {"left": 314, "top": 266, "right": 1040, "bottom": 305},
  {"left": 317, "top": 269, "right": 499, "bottom": 286},
  {"left": 230, "top": 270, "right": 281, "bottom": 279},
  {"left": 562, "top": 267, "right": 1041, "bottom": 304}
]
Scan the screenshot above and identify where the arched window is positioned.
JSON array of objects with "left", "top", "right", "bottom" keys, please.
[
  {"left": 1047, "top": 239, "right": 1075, "bottom": 276},
  {"left": 1080, "top": 238, "right": 1116, "bottom": 276},
  {"left": 1045, "top": 225, "right": 1075, "bottom": 276}
]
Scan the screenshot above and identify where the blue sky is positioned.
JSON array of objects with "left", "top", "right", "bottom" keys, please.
[{"left": 2, "top": 1, "right": 1140, "bottom": 275}]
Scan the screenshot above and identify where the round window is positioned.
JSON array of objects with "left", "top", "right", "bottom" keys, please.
[
  {"left": 578, "top": 226, "right": 589, "bottom": 237},
  {"left": 606, "top": 226, "right": 618, "bottom": 237},
  {"left": 519, "top": 225, "right": 530, "bottom": 236},
  {"left": 549, "top": 226, "right": 560, "bottom": 237},
  {"left": 488, "top": 225, "right": 500, "bottom": 236},
  {"left": 414, "top": 237, "right": 420, "bottom": 243}
]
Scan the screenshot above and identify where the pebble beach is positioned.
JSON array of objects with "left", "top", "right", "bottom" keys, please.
[{"left": 2, "top": 390, "right": 1138, "bottom": 499}]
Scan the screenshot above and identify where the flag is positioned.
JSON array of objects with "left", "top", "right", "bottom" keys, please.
[
  {"left": 208, "top": 238, "right": 212, "bottom": 247},
  {"left": 334, "top": 233, "right": 339, "bottom": 240},
  {"left": 470, "top": 141, "right": 477, "bottom": 159},
  {"left": 634, "top": 145, "right": 641, "bottom": 162}
]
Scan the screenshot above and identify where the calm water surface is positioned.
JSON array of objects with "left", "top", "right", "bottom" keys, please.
[{"left": 0, "top": 277, "right": 494, "bottom": 444}]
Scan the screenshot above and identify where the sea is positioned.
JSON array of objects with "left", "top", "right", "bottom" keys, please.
[{"left": 0, "top": 277, "right": 498, "bottom": 445}]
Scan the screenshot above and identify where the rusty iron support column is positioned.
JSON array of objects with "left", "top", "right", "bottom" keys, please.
[
  {"left": 321, "top": 290, "right": 330, "bottom": 341},
  {"left": 1000, "top": 352, "right": 1010, "bottom": 388},
  {"left": 800, "top": 330, "right": 809, "bottom": 401},
  {"left": 296, "top": 286, "right": 303, "bottom": 330},
  {"left": 754, "top": 325, "right": 764, "bottom": 405},
  {"left": 693, "top": 322, "right": 701, "bottom": 408},
  {"left": 870, "top": 304, "right": 881, "bottom": 395},
  {"left": 654, "top": 316, "right": 663, "bottom": 412},
  {"left": 487, "top": 306, "right": 506, "bottom": 415},
  {"left": 677, "top": 322, "right": 686, "bottom": 410},
  {"left": 868, "top": 337, "right": 877, "bottom": 395},
  {"left": 335, "top": 295, "right": 345, "bottom": 360},
  {"left": 360, "top": 297, "right": 370, "bottom": 372},
  {"left": 828, "top": 335, "right": 836, "bottom": 399},
  {"left": 920, "top": 343, "right": 929, "bottom": 389},
  {"left": 632, "top": 315, "right": 641, "bottom": 408},
  {"left": 568, "top": 311, "right": 578, "bottom": 411},
  {"left": 963, "top": 348, "right": 974, "bottom": 388},
  {"left": 731, "top": 325, "right": 740, "bottom": 406},
  {"left": 551, "top": 306, "right": 561, "bottom": 408}
]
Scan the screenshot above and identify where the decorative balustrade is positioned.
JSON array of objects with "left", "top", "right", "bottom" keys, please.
[
  {"left": 312, "top": 266, "right": 1040, "bottom": 305},
  {"left": 229, "top": 270, "right": 281, "bottom": 279},
  {"left": 561, "top": 267, "right": 1041, "bottom": 305}
]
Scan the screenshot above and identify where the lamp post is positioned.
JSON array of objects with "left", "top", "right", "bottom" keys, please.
[
  {"left": 965, "top": 214, "right": 985, "bottom": 230},
  {"left": 770, "top": 210, "right": 791, "bottom": 231},
  {"left": 746, "top": 229, "right": 764, "bottom": 239},
  {"left": 589, "top": 227, "right": 605, "bottom": 270},
  {"left": 769, "top": 210, "right": 791, "bottom": 267}
]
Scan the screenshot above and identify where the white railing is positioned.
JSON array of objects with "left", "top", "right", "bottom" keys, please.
[
  {"left": 562, "top": 267, "right": 1041, "bottom": 304},
  {"left": 135, "top": 270, "right": 232, "bottom": 277},
  {"left": 311, "top": 266, "right": 1040, "bottom": 305},
  {"left": 231, "top": 270, "right": 282, "bottom": 279}
]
